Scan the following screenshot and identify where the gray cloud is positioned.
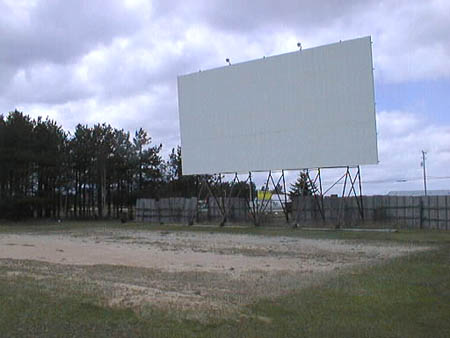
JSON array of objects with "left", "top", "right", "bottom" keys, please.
[
  {"left": 362, "top": 110, "right": 450, "bottom": 194},
  {"left": 2, "top": 0, "right": 450, "bottom": 107},
  {"left": 4, "top": 62, "right": 93, "bottom": 104},
  {"left": 154, "top": 0, "right": 375, "bottom": 33},
  {"left": 152, "top": 0, "right": 450, "bottom": 83},
  {"left": 83, "top": 38, "right": 216, "bottom": 100},
  {"left": 0, "top": 0, "right": 143, "bottom": 67}
]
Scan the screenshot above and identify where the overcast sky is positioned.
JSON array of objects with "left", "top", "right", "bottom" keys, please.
[{"left": 1, "top": 0, "right": 449, "bottom": 195}]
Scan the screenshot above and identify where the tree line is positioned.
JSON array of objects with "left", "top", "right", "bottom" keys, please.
[{"left": 0, "top": 110, "right": 203, "bottom": 220}]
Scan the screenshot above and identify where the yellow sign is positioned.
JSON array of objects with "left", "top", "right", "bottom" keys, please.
[{"left": 257, "top": 190, "right": 272, "bottom": 200}]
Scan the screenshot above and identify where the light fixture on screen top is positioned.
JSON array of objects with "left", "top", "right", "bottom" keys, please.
[
  {"left": 225, "top": 58, "right": 231, "bottom": 66},
  {"left": 297, "top": 42, "right": 302, "bottom": 50}
]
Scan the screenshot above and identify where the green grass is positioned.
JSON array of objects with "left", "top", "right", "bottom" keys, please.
[
  {"left": 246, "top": 247, "right": 450, "bottom": 337},
  {"left": 1, "top": 219, "right": 449, "bottom": 244},
  {"left": 0, "top": 223, "right": 449, "bottom": 337}
]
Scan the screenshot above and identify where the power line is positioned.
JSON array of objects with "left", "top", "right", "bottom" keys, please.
[
  {"left": 319, "top": 175, "right": 450, "bottom": 186},
  {"left": 428, "top": 176, "right": 450, "bottom": 180}
]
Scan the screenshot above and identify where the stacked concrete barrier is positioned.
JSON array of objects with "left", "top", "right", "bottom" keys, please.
[
  {"left": 207, "top": 197, "right": 251, "bottom": 223},
  {"left": 292, "top": 195, "right": 450, "bottom": 229},
  {"left": 136, "top": 195, "right": 449, "bottom": 229},
  {"left": 136, "top": 197, "right": 197, "bottom": 224}
]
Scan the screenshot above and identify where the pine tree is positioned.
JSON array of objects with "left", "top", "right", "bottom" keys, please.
[{"left": 289, "top": 171, "right": 315, "bottom": 199}]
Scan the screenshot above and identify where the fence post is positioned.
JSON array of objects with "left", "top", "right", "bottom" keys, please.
[
  {"left": 419, "top": 199, "right": 424, "bottom": 229},
  {"left": 428, "top": 196, "right": 432, "bottom": 229},
  {"left": 445, "top": 196, "right": 449, "bottom": 230}
]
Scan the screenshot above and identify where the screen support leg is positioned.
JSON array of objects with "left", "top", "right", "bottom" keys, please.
[
  {"left": 247, "top": 171, "right": 291, "bottom": 226},
  {"left": 189, "top": 175, "right": 206, "bottom": 225},
  {"left": 336, "top": 166, "right": 364, "bottom": 228},
  {"left": 268, "top": 170, "right": 290, "bottom": 223},
  {"left": 200, "top": 174, "right": 242, "bottom": 226},
  {"left": 305, "top": 169, "right": 326, "bottom": 223}
]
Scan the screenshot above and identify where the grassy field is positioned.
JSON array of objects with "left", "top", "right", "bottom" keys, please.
[{"left": 0, "top": 221, "right": 449, "bottom": 337}]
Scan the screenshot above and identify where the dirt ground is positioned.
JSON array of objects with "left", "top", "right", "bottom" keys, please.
[{"left": 0, "top": 227, "right": 429, "bottom": 320}]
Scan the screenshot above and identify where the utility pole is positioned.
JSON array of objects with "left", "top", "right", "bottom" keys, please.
[{"left": 421, "top": 150, "right": 427, "bottom": 196}]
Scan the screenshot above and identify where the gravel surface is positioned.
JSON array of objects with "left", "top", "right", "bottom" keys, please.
[{"left": 0, "top": 228, "right": 429, "bottom": 319}]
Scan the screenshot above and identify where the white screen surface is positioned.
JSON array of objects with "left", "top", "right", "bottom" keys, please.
[{"left": 178, "top": 36, "right": 378, "bottom": 175}]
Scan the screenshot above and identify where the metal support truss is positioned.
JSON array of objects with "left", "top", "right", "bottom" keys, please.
[
  {"left": 251, "top": 170, "right": 290, "bottom": 226},
  {"left": 193, "top": 170, "right": 290, "bottom": 227},
  {"left": 336, "top": 166, "right": 364, "bottom": 228},
  {"left": 191, "top": 166, "right": 364, "bottom": 228},
  {"left": 202, "top": 174, "right": 241, "bottom": 226},
  {"left": 294, "top": 166, "right": 364, "bottom": 228},
  {"left": 305, "top": 169, "right": 326, "bottom": 222}
]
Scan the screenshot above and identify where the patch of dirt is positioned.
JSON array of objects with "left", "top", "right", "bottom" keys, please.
[{"left": 0, "top": 229, "right": 429, "bottom": 319}]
